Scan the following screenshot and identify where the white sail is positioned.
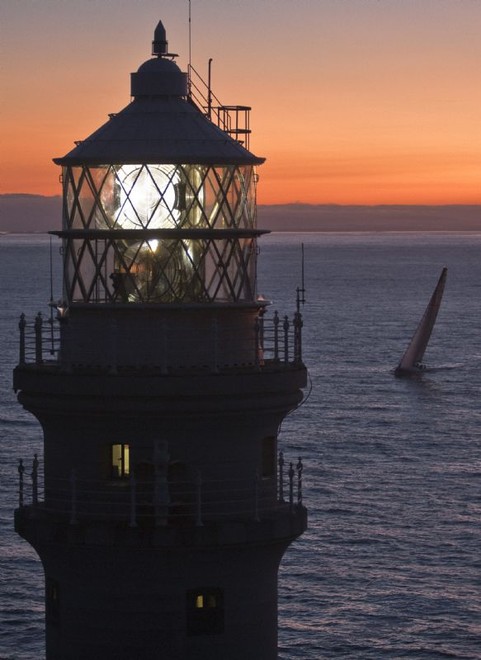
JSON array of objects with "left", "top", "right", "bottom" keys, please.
[{"left": 395, "top": 267, "right": 447, "bottom": 375}]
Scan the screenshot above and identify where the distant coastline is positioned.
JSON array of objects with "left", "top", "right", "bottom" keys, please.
[
  {"left": 258, "top": 203, "right": 481, "bottom": 233},
  {"left": 1, "top": 194, "right": 480, "bottom": 233}
]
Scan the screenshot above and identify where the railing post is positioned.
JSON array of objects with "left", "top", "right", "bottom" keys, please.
[
  {"left": 273, "top": 311, "right": 280, "bottom": 361},
  {"left": 259, "top": 314, "right": 264, "bottom": 353},
  {"left": 296, "top": 457, "right": 303, "bottom": 506},
  {"left": 195, "top": 471, "right": 203, "bottom": 527},
  {"left": 254, "top": 317, "right": 260, "bottom": 369},
  {"left": 34, "top": 312, "right": 43, "bottom": 364},
  {"left": 48, "top": 312, "right": 56, "bottom": 357},
  {"left": 294, "top": 311, "right": 303, "bottom": 363},
  {"left": 254, "top": 471, "right": 260, "bottom": 522},
  {"left": 18, "top": 314, "right": 26, "bottom": 365},
  {"left": 283, "top": 316, "right": 289, "bottom": 364},
  {"left": 18, "top": 459, "right": 25, "bottom": 507},
  {"left": 109, "top": 318, "right": 117, "bottom": 374},
  {"left": 212, "top": 316, "right": 219, "bottom": 373},
  {"left": 129, "top": 472, "right": 137, "bottom": 528},
  {"left": 69, "top": 469, "right": 77, "bottom": 525},
  {"left": 161, "top": 320, "right": 168, "bottom": 374},
  {"left": 278, "top": 451, "right": 285, "bottom": 502},
  {"left": 154, "top": 440, "right": 169, "bottom": 527},
  {"left": 32, "top": 454, "right": 39, "bottom": 506},
  {"left": 288, "top": 462, "right": 294, "bottom": 512}
]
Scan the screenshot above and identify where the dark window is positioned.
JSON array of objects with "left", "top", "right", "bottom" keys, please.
[
  {"left": 262, "top": 436, "right": 276, "bottom": 478},
  {"left": 186, "top": 588, "right": 224, "bottom": 636},
  {"left": 46, "top": 578, "right": 60, "bottom": 624},
  {"left": 111, "top": 443, "right": 130, "bottom": 478}
]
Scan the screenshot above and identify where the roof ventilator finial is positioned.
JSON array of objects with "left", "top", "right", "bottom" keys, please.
[{"left": 152, "top": 20, "right": 177, "bottom": 59}]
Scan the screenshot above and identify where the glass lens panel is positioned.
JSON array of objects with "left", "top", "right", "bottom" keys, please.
[{"left": 114, "top": 165, "right": 180, "bottom": 229}]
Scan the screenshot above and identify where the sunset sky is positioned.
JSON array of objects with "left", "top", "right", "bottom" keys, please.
[{"left": 2, "top": 0, "right": 481, "bottom": 205}]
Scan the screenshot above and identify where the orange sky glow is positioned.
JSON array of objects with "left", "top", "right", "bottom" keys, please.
[{"left": 2, "top": 0, "right": 481, "bottom": 205}]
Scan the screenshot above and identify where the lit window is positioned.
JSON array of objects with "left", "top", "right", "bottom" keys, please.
[
  {"left": 186, "top": 588, "right": 224, "bottom": 635},
  {"left": 111, "top": 443, "right": 130, "bottom": 478}
]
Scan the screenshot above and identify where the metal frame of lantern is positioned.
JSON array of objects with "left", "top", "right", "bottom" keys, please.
[{"left": 54, "top": 162, "right": 261, "bottom": 304}]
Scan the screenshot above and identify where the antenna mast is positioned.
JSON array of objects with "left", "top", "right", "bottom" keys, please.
[
  {"left": 296, "top": 243, "right": 306, "bottom": 313},
  {"left": 48, "top": 236, "right": 55, "bottom": 355},
  {"left": 188, "top": 0, "right": 192, "bottom": 80}
]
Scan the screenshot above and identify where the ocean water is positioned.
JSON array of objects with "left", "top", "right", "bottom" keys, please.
[{"left": 1, "top": 231, "right": 481, "bottom": 659}]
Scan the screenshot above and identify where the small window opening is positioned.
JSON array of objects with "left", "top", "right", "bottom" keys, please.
[
  {"left": 262, "top": 436, "right": 276, "bottom": 478},
  {"left": 111, "top": 443, "right": 130, "bottom": 478},
  {"left": 186, "top": 588, "right": 224, "bottom": 635}
]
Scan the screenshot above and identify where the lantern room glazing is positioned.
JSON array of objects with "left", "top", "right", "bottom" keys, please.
[{"left": 58, "top": 161, "right": 261, "bottom": 304}]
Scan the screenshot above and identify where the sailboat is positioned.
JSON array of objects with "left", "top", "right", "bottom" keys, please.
[{"left": 395, "top": 267, "right": 447, "bottom": 376}]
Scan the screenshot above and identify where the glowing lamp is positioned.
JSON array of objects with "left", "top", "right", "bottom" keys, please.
[{"left": 115, "top": 164, "right": 180, "bottom": 230}]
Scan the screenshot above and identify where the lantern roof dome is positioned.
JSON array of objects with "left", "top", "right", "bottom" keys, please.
[
  {"left": 54, "top": 21, "right": 264, "bottom": 167},
  {"left": 137, "top": 57, "right": 179, "bottom": 73}
]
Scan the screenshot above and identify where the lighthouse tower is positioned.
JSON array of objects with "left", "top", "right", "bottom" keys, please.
[{"left": 14, "top": 21, "right": 307, "bottom": 660}]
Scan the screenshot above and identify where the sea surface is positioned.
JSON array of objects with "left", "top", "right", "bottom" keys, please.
[{"left": 1, "top": 231, "right": 481, "bottom": 659}]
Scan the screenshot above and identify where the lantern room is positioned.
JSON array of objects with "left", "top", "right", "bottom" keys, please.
[{"left": 53, "top": 21, "right": 265, "bottom": 307}]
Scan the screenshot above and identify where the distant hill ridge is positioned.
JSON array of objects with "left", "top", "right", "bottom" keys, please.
[
  {"left": 0, "top": 194, "right": 62, "bottom": 233},
  {"left": 1, "top": 194, "right": 480, "bottom": 233},
  {"left": 258, "top": 203, "right": 481, "bottom": 232}
]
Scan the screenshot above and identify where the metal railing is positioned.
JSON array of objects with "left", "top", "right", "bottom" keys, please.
[
  {"left": 17, "top": 309, "right": 304, "bottom": 370},
  {"left": 188, "top": 64, "right": 251, "bottom": 149},
  {"left": 17, "top": 453, "right": 304, "bottom": 527},
  {"left": 18, "top": 312, "right": 60, "bottom": 365}
]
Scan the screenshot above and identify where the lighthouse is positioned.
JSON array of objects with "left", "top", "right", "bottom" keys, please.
[{"left": 14, "top": 21, "right": 307, "bottom": 659}]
